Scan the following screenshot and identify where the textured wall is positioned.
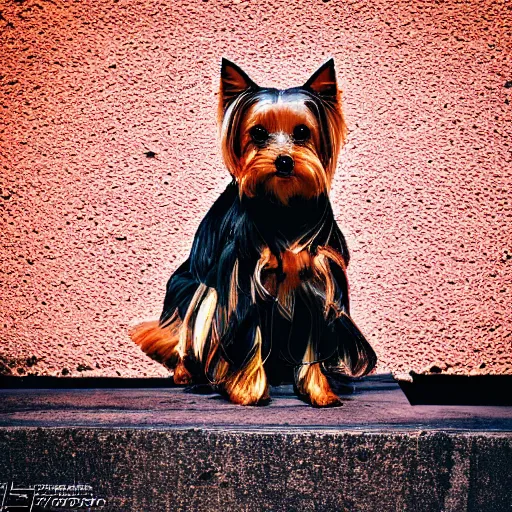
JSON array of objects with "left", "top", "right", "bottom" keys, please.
[{"left": 0, "top": 0, "right": 510, "bottom": 378}]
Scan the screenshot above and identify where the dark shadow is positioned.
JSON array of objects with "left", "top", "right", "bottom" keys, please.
[
  {"left": 0, "top": 373, "right": 398, "bottom": 395},
  {"left": 398, "top": 372, "right": 512, "bottom": 406},
  {"left": 0, "top": 376, "right": 176, "bottom": 389}
]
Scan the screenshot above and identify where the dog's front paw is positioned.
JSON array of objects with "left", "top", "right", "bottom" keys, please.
[
  {"left": 222, "top": 348, "right": 270, "bottom": 406},
  {"left": 295, "top": 363, "right": 343, "bottom": 408},
  {"left": 223, "top": 366, "right": 270, "bottom": 406}
]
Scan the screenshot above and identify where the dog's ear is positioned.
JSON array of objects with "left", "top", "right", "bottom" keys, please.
[
  {"left": 303, "top": 58, "right": 338, "bottom": 99},
  {"left": 219, "top": 58, "right": 257, "bottom": 116}
]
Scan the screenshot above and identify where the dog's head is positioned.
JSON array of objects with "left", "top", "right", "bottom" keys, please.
[{"left": 218, "top": 58, "right": 347, "bottom": 204}]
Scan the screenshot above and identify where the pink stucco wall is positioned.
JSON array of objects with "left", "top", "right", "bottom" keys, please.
[{"left": 0, "top": 0, "right": 510, "bottom": 378}]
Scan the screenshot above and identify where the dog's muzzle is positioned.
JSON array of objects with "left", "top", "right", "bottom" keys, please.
[{"left": 274, "top": 155, "right": 294, "bottom": 177}]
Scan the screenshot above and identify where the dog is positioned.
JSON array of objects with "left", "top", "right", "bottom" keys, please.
[{"left": 129, "top": 58, "right": 377, "bottom": 407}]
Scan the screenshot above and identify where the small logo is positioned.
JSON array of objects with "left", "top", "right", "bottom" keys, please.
[{"left": 0, "top": 482, "right": 106, "bottom": 511}]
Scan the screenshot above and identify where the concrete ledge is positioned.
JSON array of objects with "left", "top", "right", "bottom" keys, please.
[{"left": 1, "top": 376, "right": 511, "bottom": 511}]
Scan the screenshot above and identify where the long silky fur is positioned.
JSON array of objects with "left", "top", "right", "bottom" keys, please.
[{"left": 130, "top": 58, "right": 377, "bottom": 406}]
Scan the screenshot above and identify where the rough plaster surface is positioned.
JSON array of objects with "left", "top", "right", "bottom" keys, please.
[{"left": 0, "top": 0, "right": 511, "bottom": 377}]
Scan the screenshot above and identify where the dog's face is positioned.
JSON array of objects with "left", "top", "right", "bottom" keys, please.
[{"left": 219, "top": 58, "right": 347, "bottom": 204}]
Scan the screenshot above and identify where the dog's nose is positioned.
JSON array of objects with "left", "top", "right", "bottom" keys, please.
[{"left": 274, "top": 155, "right": 294, "bottom": 177}]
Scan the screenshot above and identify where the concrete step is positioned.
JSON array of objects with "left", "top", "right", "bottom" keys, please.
[{"left": 1, "top": 375, "right": 511, "bottom": 511}]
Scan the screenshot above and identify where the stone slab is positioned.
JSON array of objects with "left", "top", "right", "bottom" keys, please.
[{"left": 0, "top": 375, "right": 511, "bottom": 511}]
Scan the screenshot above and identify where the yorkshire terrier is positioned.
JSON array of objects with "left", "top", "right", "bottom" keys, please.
[{"left": 130, "top": 58, "right": 377, "bottom": 407}]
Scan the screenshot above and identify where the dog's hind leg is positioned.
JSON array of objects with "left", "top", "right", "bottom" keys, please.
[
  {"left": 294, "top": 341, "right": 342, "bottom": 407},
  {"left": 222, "top": 324, "right": 269, "bottom": 405},
  {"left": 278, "top": 282, "right": 341, "bottom": 407},
  {"left": 215, "top": 270, "right": 270, "bottom": 405},
  {"left": 130, "top": 259, "right": 203, "bottom": 383},
  {"left": 314, "top": 247, "right": 377, "bottom": 377},
  {"left": 173, "top": 283, "right": 218, "bottom": 384}
]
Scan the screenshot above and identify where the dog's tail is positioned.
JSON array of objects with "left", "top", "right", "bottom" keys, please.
[{"left": 129, "top": 316, "right": 182, "bottom": 369}]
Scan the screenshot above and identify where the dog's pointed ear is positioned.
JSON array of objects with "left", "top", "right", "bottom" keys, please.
[
  {"left": 304, "top": 58, "right": 338, "bottom": 99},
  {"left": 219, "top": 58, "right": 257, "bottom": 114}
]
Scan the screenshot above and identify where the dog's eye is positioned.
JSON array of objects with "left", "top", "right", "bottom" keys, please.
[
  {"left": 249, "top": 125, "right": 269, "bottom": 144},
  {"left": 293, "top": 124, "right": 310, "bottom": 142}
]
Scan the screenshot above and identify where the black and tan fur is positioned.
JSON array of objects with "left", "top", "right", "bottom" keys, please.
[{"left": 130, "top": 58, "right": 377, "bottom": 407}]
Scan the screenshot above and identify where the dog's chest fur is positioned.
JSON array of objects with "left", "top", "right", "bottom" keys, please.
[{"left": 260, "top": 247, "right": 313, "bottom": 296}]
